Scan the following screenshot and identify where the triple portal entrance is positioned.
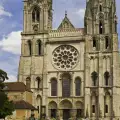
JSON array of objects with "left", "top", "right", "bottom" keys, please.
[
  {"left": 48, "top": 100, "right": 83, "bottom": 120},
  {"left": 50, "top": 109, "right": 83, "bottom": 120}
]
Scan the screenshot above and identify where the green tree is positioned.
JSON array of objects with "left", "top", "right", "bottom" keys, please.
[
  {"left": 0, "top": 93, "right": 14, "bottom": 119},
  {"left": 0, "top": 69, "right": 14, "bottom": 119},
  {"left": 0, "top": 69, "right": 8, "bottom": 82}
]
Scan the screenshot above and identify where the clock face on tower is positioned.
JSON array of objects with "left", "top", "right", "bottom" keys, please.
[{"left": 52, "top": 45, "right": 79, "bottom": 70}]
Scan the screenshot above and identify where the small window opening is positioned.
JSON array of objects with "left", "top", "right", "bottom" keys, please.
[
  {"left": 37, "top": 10, "right": 40, "bottom": 22},
  {"left": 104, "top": 72, "right": 109, "bottom": 86},
  {"left": 99, "top": 21, "right": 103, "bottom": 34},
  {"left": 28, "top": 41, "right": 32, "bottom": 56},
  {"left": 91, "top": 71, "right": 98, "bottom": 86},
  {"left": 93, "top": 37, "right": 96, "bottom": 48},
  {"left": 38, "top": 40, "right": 41, "bottom": 55},
  {"left": 38, "top": 79, "right": 40, "bottom": 89},
  {"left": 105, "top": 105, "right": 108, "bottom": 113},
  {"left": 37, "top": 106, "right": 39, "bottom": 113},
  {"left": 75, "top": 77, "right": 81, "bottom": 96},
  {"left": 100, "top": 5, "right": 102, "bottom": 12},
  {"left": 36, "top": 77, "right": 41, "bottom": 89},
  {"left": 92, "top": 105, "right": 95, "bottom": 113},
  {"left": 32, "top": 11, "right": 35, "bottom": 22},
  {"left": 105, "top": 36, "right": 109, "bottom": 49}
]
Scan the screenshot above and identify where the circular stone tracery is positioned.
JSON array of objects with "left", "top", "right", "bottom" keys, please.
[{"left": 52, "top": 45, "right": 79, "bottom": 70}]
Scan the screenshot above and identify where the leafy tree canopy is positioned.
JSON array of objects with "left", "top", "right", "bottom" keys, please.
[
  {"left": 0, "top": 69, "right": 8, "bottom": 82},
  {"left": 0, "top": 93, "right": 14, "bottom": 118},
  {"left": 0, "top": 69, "right": 14, "bottom": 118}
]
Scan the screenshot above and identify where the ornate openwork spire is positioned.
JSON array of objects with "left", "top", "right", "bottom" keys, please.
[{"left": 84, "top": 0, "right": 117, "bottom": 34}]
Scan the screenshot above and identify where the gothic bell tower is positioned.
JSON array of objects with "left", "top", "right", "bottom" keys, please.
[
  {"left": 85, "top": 0, "right": 117, "bottom": 35},
  {"left": 23, "top": 0, "right": 52, "bottom": 33},
  {"left": 18, "top": 0, "right": 53, "bottom": 115},
  {"left": 84, "top": 0, "right": 120, "bottom": 119}
]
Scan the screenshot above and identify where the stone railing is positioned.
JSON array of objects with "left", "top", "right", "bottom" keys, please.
[{"left": 49, "top": 28, "right": 84, "bottom": 38}]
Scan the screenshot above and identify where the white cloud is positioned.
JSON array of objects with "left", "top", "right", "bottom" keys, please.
[
  {"left": 0, "top": 5, "right": 12, "bottom": 17},
  {"left": 0, "top": 31, "right": 21, "bottom": 54},
  {"left": 76, "top": 8, "right": 85, "bottom": 19},
  {"left": 5, "top": 75, "right": 17, "bottom": 82}
]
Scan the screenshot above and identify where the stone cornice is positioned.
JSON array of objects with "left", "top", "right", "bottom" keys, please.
[{"left": 49, "top": 28, "right": 84, "bottom": 38}]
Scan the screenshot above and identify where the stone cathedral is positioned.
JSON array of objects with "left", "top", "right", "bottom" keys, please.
[{"left": 18, "top": 0, "right": 120, "bottom": 119}]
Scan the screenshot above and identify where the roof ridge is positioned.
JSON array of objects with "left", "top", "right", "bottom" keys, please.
[{"left": 14, "top": 100, "right": 37, "bottom": 110}]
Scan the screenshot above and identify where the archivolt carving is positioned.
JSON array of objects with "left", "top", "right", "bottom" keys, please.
[{"left": 59, "top": 72, "right": 72, "bottom": 80}]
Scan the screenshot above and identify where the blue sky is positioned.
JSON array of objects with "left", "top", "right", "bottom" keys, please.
[{"left": 0, "top": 0, "right": 120, "bottom": 82}]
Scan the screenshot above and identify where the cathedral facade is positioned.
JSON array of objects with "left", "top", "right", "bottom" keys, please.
[{"left": 18, "top": 0, "right": 120, "bottom": 119}]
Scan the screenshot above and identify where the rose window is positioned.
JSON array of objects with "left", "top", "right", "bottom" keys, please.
[{"left": 52, "top": 45, "right": 79, "bottom": 70}]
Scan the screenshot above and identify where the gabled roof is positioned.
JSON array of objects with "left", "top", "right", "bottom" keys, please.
[
  {"left": 58, "top": 11, "right": 75, "bottom": 30},
  {"left": 5, "top": 82, "right": 31, "bottom": 92},
  {"left": 14, "top": 100, "right": 37, "bottom": 110}
]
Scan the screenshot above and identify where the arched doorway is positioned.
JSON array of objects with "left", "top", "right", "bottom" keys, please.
[
  {"left": 75, "top": 101, "right": 84, "bottom": 118},
  {"left": 60, "top": 100, "right": 72, "bottom": 120},
  {"left": 48, "top": 101, "right": 57, "bottom": 119}
]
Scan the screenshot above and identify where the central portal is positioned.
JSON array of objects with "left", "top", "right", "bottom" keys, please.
[{"left": 63, "top": 109, "right": 70, "bottom": 120}]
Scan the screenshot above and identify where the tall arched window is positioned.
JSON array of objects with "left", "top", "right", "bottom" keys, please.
[
  {"left": 91, "top": 71, "right": 98, "bottom": 86},
  {"left": 99, "top": 21, "right": 103, "bottom": 34},
  {"left": 105, "top": 36, "right": 109, "bottom": 49},
  {"left": 100, "top": 5, "right": 102, "bottom": 12},
  {"left": 62, "top": 73, "right": 71, "bottom": 97},
  {"left": 104, "top": 71, "right": 110, "bottom": 86},
  {"left": 36, "top": 77, "right": 41, "bottom": 89},
  {"left": 75, "top": 77, "right": 81, "bottom": 96},
  {"left": 32, "top": 7, "right": 40, "bottom": 22},
  {"left": 28, "top": 40, "right": 32, "bottom": 55},
  {"left": 37, "top": 40, "right": 41, "bottom": 55},
  {"left": 51, "top": 78, "right": 57, "bottom": 96}
]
